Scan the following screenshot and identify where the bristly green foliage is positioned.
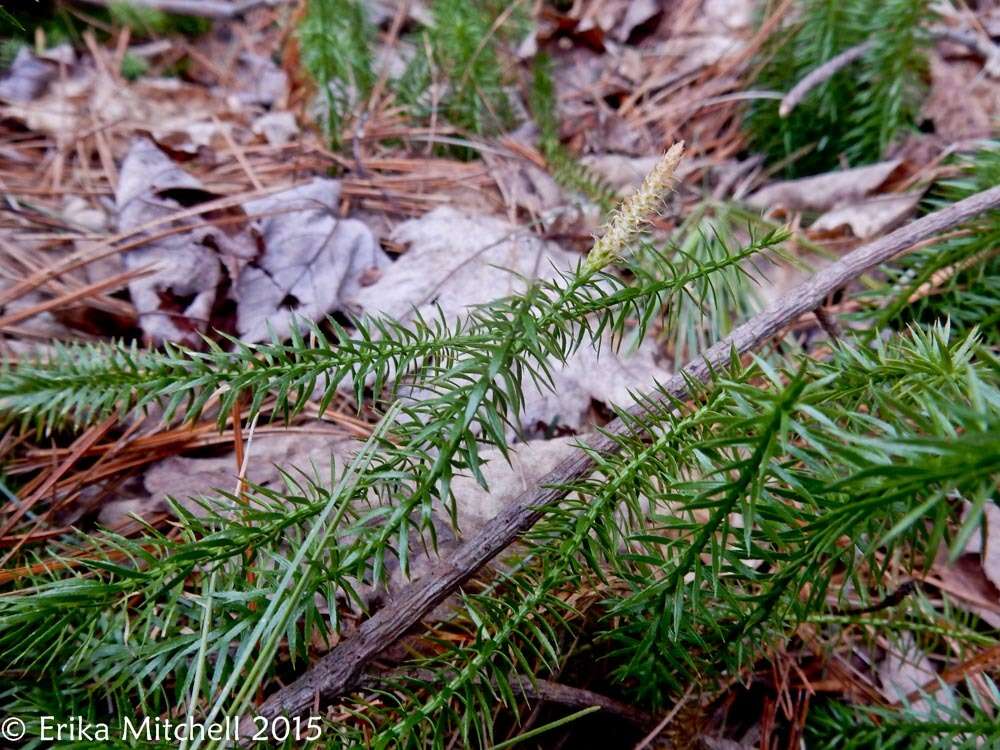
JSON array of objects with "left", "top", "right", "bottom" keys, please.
[
  {"left": 601, "top": 324, "right": 999, "bottom": 708},
  {"left": 107, "top": 2, "right": 211, "bottom": 38},
  {"left": 844, "top": 0, "right": 931, "bottom": 163},
  {"left": 396, "top": 0, "right": 519, "bottom": 141},
  {"left": 529, "top": 54, "right": 618, "bottom": 213},
  {"left": 0, "top": 231, "right": 776, "bottom": 436},
  {"left": 0, "top": 215, "right": 784, "bottom": 747},
  {"left": 659, "top": 200, "right": 795, "bottom": 363},
  {"left": 0, "top": 38, "right": 24, "bottom": 68},
  {"left": 297, "top": 0, "right": 524, "bottom": 150},
  {"left": 321, "top": 322, "right": 1000, "bottom": 746},
  {"left": 2, "top": 139, "right": 999, "bottom": 746},
  {"left": 120, "top": 51, "right": 149, "bottom": 81},
  {"left": 0, "top": 6, "right": 23, "bottom": 34},
  {"left": 0, "top": 1, "right": 209, "bottom": 49},
  {"left": 746, "top": 0, "right": 932, "bottom": 176},
  {"left": 860, "top": 144, "right": 1000, "bottom": 343},
  {"left": 298, "top": 0, "right": 376, "bottom": 146},
  {"left": 807, "top": 676, "right": 1000, "bottom": 749}
]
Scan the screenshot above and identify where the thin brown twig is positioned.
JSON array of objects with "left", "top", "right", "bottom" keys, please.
[
  {"left": 245, "top": 181, "right": 1000, "bottom": 733},
  {"left": 779, "top": 40, "right": 876, "bottom": 118},
  {"left": 898, "top": 642, "right": 1000, "bottom": 706},
  {"left": 633, "top": 685, "right": 694, "bottom": 750},
  {"left": 361, "top": 669, "right": 655, "bottom": 729}
]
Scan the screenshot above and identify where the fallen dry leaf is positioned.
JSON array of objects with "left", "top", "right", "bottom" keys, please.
[
  {"left": 747, "top": 160, "right": 905, "bottom": 213},
  {"left": 878, "top": 633, "right": 955, "bottom": 718},
  {"left": 963, "top": 501, "right": 1000, "bottom": 592},
  {"left": 0, "top": 47, "right": 57, "bottom": 102},
  {"left": 116, "top": 429, "right": 357, "bottom": 523},
  {"left": 698, "top": 0, "right": 756, "bottom": 33},
  {"left": 486, "top": 154, "right": 568, "bottom": 224},
  {"left": 448, "top": 437, "right": 577, "bottom": 534},
  {"left": 115, "top": 140, "right": 387, "bottom": 345},
  {"left": 1, "top": 64, "right": 222, "bottom": 139},
  {"left": 116, "top": 138, "right": 249, "bottom": 346},
  {"left": 251, "top": 110, "right": 300, "bottom": 146},
  {"left": 353, "top": 206, "right": 574, "bottom": 322},
  {"left": 231, "top": 52, "right": 289, "bottom": 109},
  {"left": 236, "top": 179, "right": 390, "bottom": 343},
  {"left": 932, "top": 544, "right": 1000, "bottom": 629},
  {"left": 582, "top": 153, "right": 661, "bottom": 193},
  {"left": 809, "top": 192, "right": 924, "bottom": 239},
  {"left": 923, "top": 52, "right": 1000, "bottom": 141}
]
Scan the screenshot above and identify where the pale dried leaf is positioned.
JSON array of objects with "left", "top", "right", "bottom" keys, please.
[
  {"left": 2, "top": 71, "right": 219, "bottom": 138},
  {"left": 747, "top": 160, "right": 904, "bottom": 212},
  {"left": 519, "top": 337, "right": 669, "bottom": 434},
  {"left": 878, "top": 633, "right": 955, "bottom": 718},
  {"left": 116, "top": 139, "right": 236, "bottom": 346},
  {"left": 151, "top": 117, "right": 226, "bottom": 155},
  {"left": 980, "top": 502, "right": 1000, "bottom": 591},
  {"left": 231, "top": 52, "right": 288, "bottom": 108},
  {"left": 354, "top": 206, "right": 575, "bottom": 322},
  {"left": 699, "top": 0, "right": 756, "bottom": 33},
  {"left": 615, "top": 0, "right": 662, "bottom": 43},
  {"left": 488, "top": 156, "right": 566, "bottom": 222},
  {"left": 651, "top": 33, "right": 744, "bottom": 73},
  {"left": 251, "top": 111, "right": 300, "bottom": 146},
  {"left": 582, "top": 153, "right": 661, "bottom": 193},
  {"left": 236, "top": 178, "right": 390, "bottom": 343},
  {"left": 448, "top": 437, "right": 577, "bottom": 533},
  {"left": 582, "top": 153, "right": 700, "bottom": 195},
  {"left": 934, "top": 553, "right": 1000, "bottom": 628},
  {"left": 810, "top": 192, "right": 923, "bottom": 239},
  {"left": 0, "top": 47, "right": 55, "bottom": 102},
  {"left": 142, "top": 430, "right": 356, "bottom": 517},
  {"left": 923, "top": 52, "right": 1000, "bottom": 140}
]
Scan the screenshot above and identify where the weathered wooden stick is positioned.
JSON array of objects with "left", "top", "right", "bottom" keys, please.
[{"left": 250, "top": 183, "right": 1000, "bottom": 728}]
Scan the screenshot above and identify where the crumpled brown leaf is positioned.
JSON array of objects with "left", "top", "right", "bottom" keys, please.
[
  {"left": 236, "top": 179, "right": 390, "bottom": 343},
  {"left": 809, "top": 192, "right": 924, "bottom": 239},
  {"left": 0, "top": 47, "right": 58, "bottom": 102},
  {"left": 116, "top": 138, "right": 250, "bottom": 346},
  {"left": 747, "top": 160, "right": 905, "bottom": 213},
  {"left": 923, "top": 52, "right": 1000, "bottom": 141},
  {"left": 115, "top": 140, "right": 386, "bottom": 345},
  {"left": 878, "top": 633, "right": 955, "bottom": 718},
  {"left": 354, "top": 207, "right": 670, "bottom": 432},
  {"left": 231, "top": 52, "right": 289, "bottom": 108}
]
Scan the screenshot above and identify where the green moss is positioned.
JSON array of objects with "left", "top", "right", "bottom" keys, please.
[{"left": 120, "top": 51, "right": 149, "bottom": 81}]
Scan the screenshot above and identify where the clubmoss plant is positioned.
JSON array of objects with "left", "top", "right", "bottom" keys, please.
[
  {"left": 1, "top": 143, "right": 998, "bottom": 748},
  {"left": 297, "top": 0, "right": 376, "bottom": 147},
  {"left": 746, "top": 0, "right": 932, "bottom": 176}
]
